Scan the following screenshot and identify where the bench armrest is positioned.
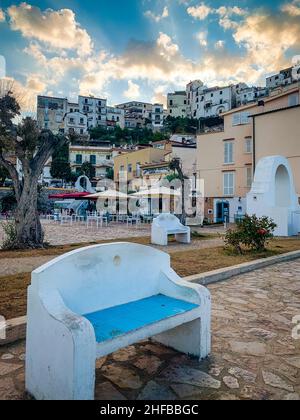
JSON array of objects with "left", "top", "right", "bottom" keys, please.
[
  {"left": 40, "top": 289, "right": 96, "bottom": 343},
  {"left": 158, "top": 268, "right": 211, "bottom": 309}
]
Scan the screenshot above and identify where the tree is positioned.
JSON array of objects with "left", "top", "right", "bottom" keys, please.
[
  {"left": 106, "top": 167, "right": 114, "bottom": 180},
  {"left": 0, "top": 93, "right": 68, "bottom": 249},
  {"left": 80, "top": 162, "right": 96, "bottom": 179},
  {"left": 0, "top": 164, "right": 9, "bottom": 186},
  {"left": 50, "top": 143, "right": 72, "bottom": 183}
]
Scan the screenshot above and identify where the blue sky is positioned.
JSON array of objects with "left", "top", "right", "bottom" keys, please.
[{"left": 0, "top": 0, "right": 300, "bottom": 110}]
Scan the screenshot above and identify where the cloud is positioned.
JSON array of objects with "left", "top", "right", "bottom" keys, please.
[
  {"left": 216, "top": 6, "right": 248, "bottom": 30},
  {"left": 186, "top": 3, "right": 247, "bottom": 28},
  {"left": 215, "top": 40, "right": 225, "bottom": 49},
  {"left": 5, "top": 2, "right": 300, "bottom": 112},
  {"left": 124, "top": 80, "right": 140, "bottom": 99},
  {"left": 187, "top": 3, "right": 212, "bottom": 20},
  {"left": 233, "top": 12, "right": 300, "bottom": 73},
  {"left": 7, "top": 3, "right": 93, "bottom": 56},
  {"left": 151, "top": 85, "right": 168, "bottom": 107},
  {"left": 0, "top": 9, "right": 5, "bottom": 22},
  {"left": 0, "top": 75, "right": 45, "bottom": 113},
  {"left": 144, "top": 6, "right": 169, "bottom": 23},
  {"left": 281, "top": 0, "right": 300, "bottom": 16},
  {"left": 197, "top": 31, "right": 208, "bottom": 47}
]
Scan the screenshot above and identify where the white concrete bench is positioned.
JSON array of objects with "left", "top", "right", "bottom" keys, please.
[
  {"left": 151, "top": 213, "right": 191, "bottom": 246},
  {"left": 25, "top": 242, "right": 211, "bottom": 400}
]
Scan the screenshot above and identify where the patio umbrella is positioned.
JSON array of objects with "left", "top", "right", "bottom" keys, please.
[
  {"left": 132, "top": 186, "right": 181, "bottom": 215},
  {"left": 85, "top": 190, "right": 130, "bottom": 200},
  {"left": 132, "top": 186, "right": 181, "bottom": 198}
]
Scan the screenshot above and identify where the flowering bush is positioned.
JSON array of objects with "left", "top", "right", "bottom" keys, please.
[{"left": 225, "top": 215, "right": 277, "bottom": 254}]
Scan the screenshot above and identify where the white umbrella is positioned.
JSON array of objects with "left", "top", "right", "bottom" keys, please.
[
  {"left": 86, "top": 190, "right": 130, "bottom": 199},
  {"left": 132, "top": 186, "right": 181, "bottom": 198}
]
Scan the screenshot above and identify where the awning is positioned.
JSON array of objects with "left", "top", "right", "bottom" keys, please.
[{"left": 48, "top": 192, "right": 91, "bottom": 200}]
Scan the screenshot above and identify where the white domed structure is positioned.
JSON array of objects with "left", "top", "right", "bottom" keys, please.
[{"left": 247, "top": 156, "right": 300, "bottom": 237}]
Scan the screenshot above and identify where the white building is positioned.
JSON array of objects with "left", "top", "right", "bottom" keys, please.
[
  {"left": 189, "top": 84, "right": 235, "bottom": 119},
  {"left": 186, "top": 80, "right": 204, "bottom": 118},
  {"left": 167, "top": 91, "right": 187, "bottom": 117},
  {"left": 67, "top": 102, "right": 80, "bottom": 113},
  {"left": 152, "top": 104, "right": 164, "bottom": 129},
  {"left": 69, "top": 145, "right": 114, "bottom": 179},
  {"left": 78, "top": 95, "right": 107, "bottom": 129},
  {"left": 236, "top": 86, "right": 269, "bottom": 107},
  {"left": 37, "top": 96, "right": 68, "bottom": 133},
  {"left": 116, "top": 101, "right": 152, "bottom": 119},
  {"left": 266, "top": 65, "right": 300, "bottom": 90},
  {"left": 116, "top": 101, "right": 165, "bottom": 130},
  {"left": 106, "top": 106, "right": 125, "bottom": 129},
  {"left": 63, "top": 112, "right": 88, "bottom": 136}
]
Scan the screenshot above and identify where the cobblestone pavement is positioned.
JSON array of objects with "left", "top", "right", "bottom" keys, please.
[{"left": 1, "top": 259, "right": 299, "bottom": 400}]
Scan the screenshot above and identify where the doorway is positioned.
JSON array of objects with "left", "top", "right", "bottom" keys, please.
[{"left": 216, "top": 200, "right": 230, "bottom": 223}]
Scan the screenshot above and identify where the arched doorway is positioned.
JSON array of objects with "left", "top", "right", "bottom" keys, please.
[{"left": 275, "top": 165, "right": 291, "bottom": 208}]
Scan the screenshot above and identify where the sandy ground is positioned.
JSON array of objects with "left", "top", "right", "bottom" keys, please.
[{"left": 0, "top": 220, "right": 224, "bottom": 277}]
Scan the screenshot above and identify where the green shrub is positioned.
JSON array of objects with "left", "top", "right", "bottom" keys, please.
[
  {"left": 225, "top": 215, "right": 277, "bottom": 254},
  {"left": 1, "top": 220, "right": 17, "bottom": 250}
]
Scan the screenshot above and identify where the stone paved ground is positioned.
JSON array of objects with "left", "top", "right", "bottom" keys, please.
[{"left": 1, "top": 260, "right": 299, "bottom": 400}]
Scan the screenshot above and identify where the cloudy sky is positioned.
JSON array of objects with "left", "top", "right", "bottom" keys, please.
[{"left": 0, "top": 0, "right": 300, "bottom": 110}]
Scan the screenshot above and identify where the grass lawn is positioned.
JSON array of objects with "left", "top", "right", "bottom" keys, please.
[{"left": 0, "top": 237, "right": 299, "bottom": 320}]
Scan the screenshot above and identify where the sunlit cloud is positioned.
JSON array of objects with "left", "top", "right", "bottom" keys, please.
[
  {"left": 7, "top": 3, "right": 93, "bottom": 56},
  {"left": 144, "top": 6, "right": 169, "bottom": 23}
]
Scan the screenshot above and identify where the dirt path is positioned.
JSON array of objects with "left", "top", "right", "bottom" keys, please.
[{"left": 0, "top": 238, "right": 224, "bottom": 277}]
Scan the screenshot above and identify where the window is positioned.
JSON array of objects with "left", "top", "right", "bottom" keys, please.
[
  {"left": 245, "top": 138, "right": 252, "bottom": 154},
  {"left": 232, "top": 112, "right": 250, "bottom": 126},
  {"left": 128, "top": 164, "right": 132, "bottom": 173},
  {"left": 75, "top": 154, "right": 82, "bottom": 164},
  {"left": 90, "top": 155, "right": 96, "bottom": 165},
  {"left": 224, "top": 172, "right": 235, "bottom": 196},
  {"left": 80, "top": 118, "right": 84, "bottom": 124},
  {"left": 224, "top": 142, "right": 234, "bottom": 164},
  {"left": 246, "top": 167, "right": 253, "bottom": 188},
  {"left": 106, "top": 155, "right": 111, "bottom": 160},
  {"left": 169, "top": 100, "right": 173, "bottom": 106}
]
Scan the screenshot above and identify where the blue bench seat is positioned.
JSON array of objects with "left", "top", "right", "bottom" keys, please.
[{"left": 83, "top": 294, "right": 199, "bottom": 343}]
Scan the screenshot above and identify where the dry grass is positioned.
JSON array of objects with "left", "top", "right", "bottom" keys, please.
[
  {"left": 0, "top": 232, "right": 214, "bottom": 259},
  {"left": 0, "top": 237, "right": 299, "bottom": 320},
  {"left": 171, "top": 239, "right": 300, "bottom": 277}
]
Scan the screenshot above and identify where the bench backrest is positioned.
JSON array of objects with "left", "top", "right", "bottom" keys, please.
[
  {"left": 31, "top": 243, "right": 170, "bottom": 316},
  {"left": 153, "top": 213, "right": 184, "bottom": 230}
]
